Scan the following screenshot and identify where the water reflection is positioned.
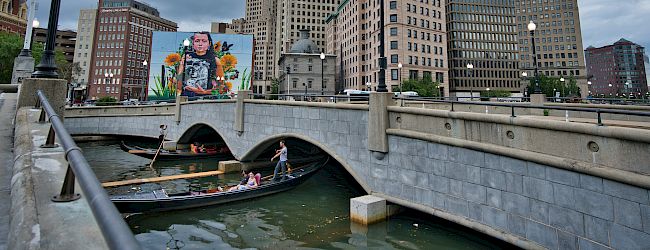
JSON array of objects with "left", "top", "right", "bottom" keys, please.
[{"left": 82, "top": 140, "right": 514, "bottom": 250}]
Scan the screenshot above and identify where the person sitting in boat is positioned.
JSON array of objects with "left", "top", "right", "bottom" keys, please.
[
  {"left": 191, "top": 142, "right": 201, "bottom": 153},
  {"left": 228, "top": 172, "right": 258, "bottom": 191}
]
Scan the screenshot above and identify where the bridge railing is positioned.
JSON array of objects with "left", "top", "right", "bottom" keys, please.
[
  {"left": 35, "top": 90, "right": 141, "bottom": 250},
  {"left": 395, "top": 96, "right": 650, "bottom": 126},
  {"left": 247, "top": 93, "right": 370, "bottom": 103}
]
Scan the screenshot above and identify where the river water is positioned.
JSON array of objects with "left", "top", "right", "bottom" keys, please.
[{"left": 82, "top": 140, "right": 515, "bottom": 249}]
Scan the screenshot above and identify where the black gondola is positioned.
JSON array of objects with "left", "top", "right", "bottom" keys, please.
[
  {"left": 120, "top": 141, "right": 231, "bottom": 159},
  {"left": 110, "top": 158, "right": 327, "bottom": 213}
]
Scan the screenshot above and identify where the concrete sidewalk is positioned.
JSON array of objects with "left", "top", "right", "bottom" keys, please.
[
  {"left": 0, "top": 93, "right": 17, "bottom": 250},
  {"left": 521, "top": 115, "right": 650, "bottom": 130}
]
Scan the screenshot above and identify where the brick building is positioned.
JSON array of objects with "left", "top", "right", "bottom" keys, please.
[{"left": 88, "top": 0, "right": 177, "bottom": 101}]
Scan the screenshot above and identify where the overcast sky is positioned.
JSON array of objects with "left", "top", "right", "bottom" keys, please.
[{"left": 33, "top": 0, "right": 649, "bottom": 51}]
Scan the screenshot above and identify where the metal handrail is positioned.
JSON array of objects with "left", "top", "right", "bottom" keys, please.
[
  {"left": 36, "top": 90, "right": 141, "bottom": 250},
  {"left": 396, "top": 96, "right": 650, "bottom": 126}
]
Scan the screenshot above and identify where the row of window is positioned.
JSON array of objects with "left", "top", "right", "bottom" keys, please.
[
  {"left": 448, "top": 3, "right": 515, "bottom": 15},
  {"left": 449, "top": 22, "right": 516, "bottom": 33},
  {"left": 447, "top": 13, "right": 516, "bottom": 24},
  {"left": 451, "top": 41, "right": 518, "bottom": 52},
  {"left": 449, "top": 31, "right": 517, "bottom": 44}
]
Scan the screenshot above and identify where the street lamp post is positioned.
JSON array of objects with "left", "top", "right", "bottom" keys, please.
[
  {"left": 587, "top": 81, "right": 592, "bottom": 98},
  {"left": 522, "top": 72, "right": 529, "bottom": 97},
  {"left": 302, "top": 82, "right": 308, "bottom": 101},
  {"left": 398, "top": 62, "right": 403, "bottom": 88},
  {"left": 560, "top": 77, "right": 566, "bottom": 97},
  {"left": 320, "top": 52, "right": 325, "bottom": 95},
  {"left": 528, "top": 21, "right": 541, "bottom": 94},
  {"left": 140, "top": 60, "right": 148, "bottom": 101},
  {"left": 19, "top": 0, "right": 37, "bottom": 57},
  {"left": 466, "top": 63, "right": 474, "bottom": 101},
  {"left": 104, "top": 72, "right": 114, "bottom": 97},
  {"left": 608, "top": 83, "right": 613, "bottom": 97},
  {"left": 32, "top": 0, "right": 62, "bottom": 78},
  {"left": 180, "top": 39, "right": 190, "bottom": 96}
]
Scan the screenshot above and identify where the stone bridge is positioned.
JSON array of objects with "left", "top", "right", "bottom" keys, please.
[{"left": 64, "top": 93, "right": 650, "bottom": 250}]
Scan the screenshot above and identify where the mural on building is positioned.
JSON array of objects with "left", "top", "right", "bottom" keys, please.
[{"left": 149, "top": 32, "right": 253, "bottom": 100}]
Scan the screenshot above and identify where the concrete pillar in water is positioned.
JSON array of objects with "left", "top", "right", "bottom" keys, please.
[
  {"left": 350, "top": 195, "right": 387, "bottom": 225},
  {"left": 218, "top": 160, "right": 242, "bottom": 173}
]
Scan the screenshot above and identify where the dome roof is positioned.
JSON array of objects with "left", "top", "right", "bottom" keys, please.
[{"left": 289, "top": 30, "right": 320, "bottom": 54}]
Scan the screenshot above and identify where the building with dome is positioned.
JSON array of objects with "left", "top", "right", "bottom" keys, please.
[{"left": 278, "top": 29, "right": 336, "bottom": 98}]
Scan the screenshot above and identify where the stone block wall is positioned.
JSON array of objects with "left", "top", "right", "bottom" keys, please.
[{"left": 372, "top": 135, "right": 650, "bottom": 250}]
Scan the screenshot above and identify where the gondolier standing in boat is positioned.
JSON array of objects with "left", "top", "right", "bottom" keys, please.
[
  {"left": 271, "top": 140, "right": 288, "bottom": 181},
  {"left": 158, "top": 124, "right": 167, "bottom": 146}
]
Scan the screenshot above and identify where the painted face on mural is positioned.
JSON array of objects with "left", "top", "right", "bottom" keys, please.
[{"left": 193, "top": 33, "right": 210, "bottom": 56}]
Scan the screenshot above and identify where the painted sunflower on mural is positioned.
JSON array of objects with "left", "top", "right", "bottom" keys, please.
[
  {"left": 221, "top": 54, "right": 238, "bottom": 72},
  {"left": 164, "top": 53, "right": 181, "bottom": 66}
]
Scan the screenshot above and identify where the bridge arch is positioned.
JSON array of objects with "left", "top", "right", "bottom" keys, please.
[
  {"left": 240, "top": 133, "right": 371, "bottom": 193},
  {"left": 176, "top": 122, "right": 235, "bottom": 153}
]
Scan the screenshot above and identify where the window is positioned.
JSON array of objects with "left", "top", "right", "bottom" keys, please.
[
  {"left": 391, "top": 54, "right": 398, "bottom": 63},
  {"left": 390, "top": 41, "right": 398, "bottom": 49},
  {"left": 391, "top": 69, "right": 398, "bottom": 80},
  {"left": 389, "top": 1, "right": 397, "bottom": 9},
  {"left": 390, "top": 27, "right": 397, "bottom": 36},
  {"left": 390, "top": 14, "right": 397, "bottom": 22}
]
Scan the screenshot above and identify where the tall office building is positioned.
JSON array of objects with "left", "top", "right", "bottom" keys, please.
[
  {"left": 244, "top": 0, "right": 277, "bottom": 94},
  {"left": 585, "top": 39, "right": 648, "bottom": 97},
  {"left": 73, "top": 9, "right": 98, "bottom": 88},
  {"left": 243, "top": 0, "right": 340, "bottom": 94},
  {"left": 88, "top": 0, "right": 177, "bottom": 101},
  {"left": 515, "top": 0, "right": 588, "bottom": 97},
  {"left": 446, "top": 0, "right": 520, "bottom": 98},
  {"left": 0, "top": 0, "right": 26, "bottom": 36},
  {"left": 326, "top": 0, "right": 448, "bottom": 94}
]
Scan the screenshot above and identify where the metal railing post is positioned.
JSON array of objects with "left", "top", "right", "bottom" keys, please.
[
  {"left": 511, "top": 105, "right": 516, "bottom": 117},
  {"left": 51, "top": 165, "right": 81, "bottom": 202},
  {"left": 597, "top": 109, "right": 603, "bottom": 126},
  {"left": 38, "top": 108, "right": 47, "bottom": 123},
  {"left": 40, "top": 125, "right": 58, "bottom": 148}
]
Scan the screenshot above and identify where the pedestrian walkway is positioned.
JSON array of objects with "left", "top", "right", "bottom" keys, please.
[
  {"left": 521, "top": 115, "right": 650, "bottom": 130},
  {"left": 0, "top": 93, "right": 17, "bottom": 250}
]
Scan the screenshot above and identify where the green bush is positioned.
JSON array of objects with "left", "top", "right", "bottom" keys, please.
[
  {"left": 96, "top": 96, "right": 117, "bottom": 106},
  {"left": 480, "top": 89, "right": 512, "bottom": 99}
]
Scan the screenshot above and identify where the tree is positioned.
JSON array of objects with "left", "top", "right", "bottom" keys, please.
[
  {"left": 60, "top": 62, "right": 81, "bottom": 84},
  {"left": 0, "top": 31, "right": 69, "bottom": 83},
  {"left": 269, "top": 78, "right": 279, "bottom": 100},
  {"left": 526, "top": 75, "right": 581, "bottom": 98},
  {"left": 393, "top": 75, "right": 441, "bottom": 97}
]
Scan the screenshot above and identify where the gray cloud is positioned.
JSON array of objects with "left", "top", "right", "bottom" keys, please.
[
  {"left": 578, "top": 0, "right": 650, "bottom": 50},
  {"left": 35, "top": 0, "right": 244, "bottom": 32}
]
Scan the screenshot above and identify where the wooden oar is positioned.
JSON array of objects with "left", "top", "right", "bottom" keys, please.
[
  {"left": 148, "top": 135, "right": 165, "bottom": 170},
  {"left": 102, "top": 170, "right": 225, "bottom": 188}
]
